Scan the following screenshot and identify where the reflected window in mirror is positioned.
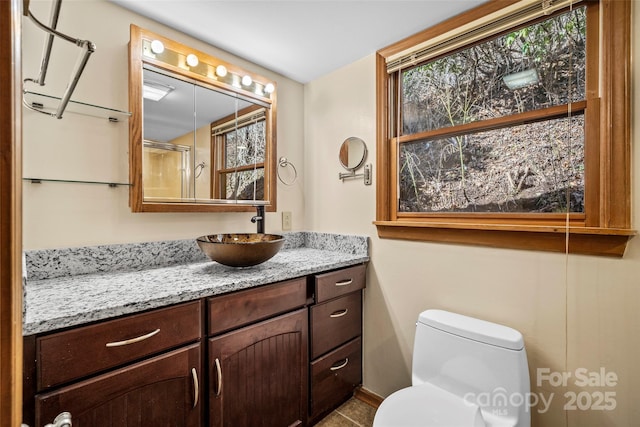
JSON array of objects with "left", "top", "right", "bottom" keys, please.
[{"left": 211, "top": 105, "right": 267, "bottom": 200}]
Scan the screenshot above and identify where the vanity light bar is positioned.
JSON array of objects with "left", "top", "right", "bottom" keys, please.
[{"left": 142, "top": 39, "right": 275, "bottom": 100}]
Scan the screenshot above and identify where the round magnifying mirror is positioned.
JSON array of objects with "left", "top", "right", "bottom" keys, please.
[{"left": 339, "top": 137, "right": 367, "bottom": 171}]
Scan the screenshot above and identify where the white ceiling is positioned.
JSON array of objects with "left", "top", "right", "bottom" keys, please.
[{"left": 110, "top": 0, "right": 485, "bottom": 83}]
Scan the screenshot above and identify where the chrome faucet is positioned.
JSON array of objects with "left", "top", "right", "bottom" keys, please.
[{"left": 251, "top": 205, "right": 265, "bottom": 234}]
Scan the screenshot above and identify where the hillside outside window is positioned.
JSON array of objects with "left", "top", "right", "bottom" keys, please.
[
  {"left": 374, "top": 0, "right": 635, "bottom": 256},
  {"left": 398, "top": 6, "right": 585, "bottom": 214}
]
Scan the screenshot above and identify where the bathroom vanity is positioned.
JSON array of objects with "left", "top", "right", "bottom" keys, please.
[
  {"left": 25, "top": 302, "right": 204, "bottom": 426},
  {"left": 22, "top": 232, "right": 368, "bottom": 427}
]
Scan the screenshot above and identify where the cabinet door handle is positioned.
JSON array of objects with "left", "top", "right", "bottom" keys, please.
[
  {"left": 335, "top": 279, "right": 353, "bottom": 287},
  {"left": 330, "top": 358, "right": 349, "bottom": 371},
  {"left": 44, "top": 411, "right": 72, "bottom": 427},
  {"left": 214, "top": 358, "right": 222, "bottom": 396},
  {"left": 191, "top": 367, "right": 199, "bottom": 409},
  {"left": 330, "top": 309, "right": 348, "bottom": 318},
  {"left": 105, "top": 328, "right": 160, "bottom": 347}
]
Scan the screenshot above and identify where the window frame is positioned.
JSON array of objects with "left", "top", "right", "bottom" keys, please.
[
  {"left": 210, "top": 105, "right": 267, "bottom": 200},
  {"left": 374, "top": 0, "right": 635, "bottom": 257}
]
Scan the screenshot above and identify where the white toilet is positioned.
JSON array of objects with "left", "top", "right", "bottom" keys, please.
[{"left": 373, "top": 310, "right": 530, "bottom": 427}]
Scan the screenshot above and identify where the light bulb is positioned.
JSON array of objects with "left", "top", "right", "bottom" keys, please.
[
  {"left": 150, "top": 40, "right": 164, "bottom": 54},
  {"left": 264, "top": 83, "right": 275, "bottom": 94},
  {"left": 241, "top": 75, "right": 253, "bottom": 86},
  {"left": 216, "top": 65, "right": 228, "bottom": 77},
  {"left": 186, "top": 54, "right": 199, "bottom": 67}
]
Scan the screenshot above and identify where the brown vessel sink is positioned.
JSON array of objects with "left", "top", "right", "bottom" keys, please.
[{"left": 196, "top": 233, "right": 285, "bottom": 267}]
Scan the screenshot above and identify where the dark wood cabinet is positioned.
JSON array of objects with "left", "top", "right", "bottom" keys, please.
[
  {"left": 310, "top": 337, "right": 362, "bottom": 420},
  {"left": 206, "top": 278, "right": 309, "bottom": 427},
  {"left": 207, "top": 278, "right": 307, "bottom": 336},
  {"left": 24, "top": 301, "right": 204, "bottom": 427},
  {"left": 308, "top": 264, "right": 365, "bottom": 424},
  {"left": 313, "top": 264, "right": 366, "bottom": 303},
  {"left": 208, "top": 309, "right": 308, "bottom": 427},
  {"left": 310, "top": 292, "right": 362, "bottom": 360},
  {"left": 35, "top": 343, "right": 202, "bottom": 427},
  {"left": 24, "top": 265, "right": 365, "bottom": 427}
]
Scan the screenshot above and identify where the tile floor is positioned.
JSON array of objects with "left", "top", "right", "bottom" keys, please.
[{"left": 315, "top": 397, "right": 378, "bottom": 427}]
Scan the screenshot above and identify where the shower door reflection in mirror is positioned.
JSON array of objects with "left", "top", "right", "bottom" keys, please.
[
  {"left": 143, "top": 140, "right": 191, "bottom": 199},
  {"left": 142, "top": 67, "right": 196, "bottom": 202}
]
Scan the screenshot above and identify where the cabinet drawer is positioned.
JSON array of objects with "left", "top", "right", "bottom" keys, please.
[
  {"left": 208, "top": 278, "right": 307, "bottom": 336},
  {"left": 37, "top": 301, "right": 202, "bottom": 390},
  {"left": 310, "top": 292, "right": 361, "bottom": 359},
  {"left": 315, "top": 264, "right": 365, "bottom": 303},
  {"left": 310, "top": 337, "right": 362, "bottom": 420}
]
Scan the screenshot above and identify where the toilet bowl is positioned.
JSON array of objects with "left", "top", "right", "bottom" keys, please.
[
  {"left": 374, "top": 382, "right": 486, "bottom": 427},
  {"left": 373, "top": 310, "right": 530, "bottom": 427}
]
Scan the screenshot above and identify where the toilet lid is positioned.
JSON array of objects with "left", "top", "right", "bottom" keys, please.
[{"left": 373, "top": 383, "right": 486, "bottom": 427}]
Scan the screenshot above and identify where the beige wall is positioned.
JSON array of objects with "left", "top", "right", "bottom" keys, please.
[
  {"left": 304, "top": 4, "right": 640, "bottom": 427},
  {"left": 22, "top": 0, "right": 304, "bottom": 249}
]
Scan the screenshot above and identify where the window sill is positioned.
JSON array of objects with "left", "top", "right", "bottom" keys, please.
[{"left": 373, "top": 221, "right": 636, "bottom": 257}]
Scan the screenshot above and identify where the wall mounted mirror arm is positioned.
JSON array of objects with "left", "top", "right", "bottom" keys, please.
[{"left": 339, "top": 165, "right": 372, "bottom": 185}]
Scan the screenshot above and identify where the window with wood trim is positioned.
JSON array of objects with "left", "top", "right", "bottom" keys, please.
[
  {"left": 375, "top": 0, "right": 635, "bottom": 257},
  {"left": 211, "top": 105, "right": 267, "bottom": 200}
]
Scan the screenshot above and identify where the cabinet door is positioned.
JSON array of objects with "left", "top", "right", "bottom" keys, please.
[
  {"left": 209, "top": 309, "right": 308, "bottom": 427},
  {"left": 35, "top": 343, "right": 201, "bottom": 427}
]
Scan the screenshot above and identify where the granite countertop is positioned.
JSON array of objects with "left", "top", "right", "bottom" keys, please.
[{"left": 23, "top": 232, "right": 369, "bottom": 336}]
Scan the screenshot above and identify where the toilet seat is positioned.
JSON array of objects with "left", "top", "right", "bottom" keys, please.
[{"left": 373, "top": 383, "right": 486, "bottom": 427}]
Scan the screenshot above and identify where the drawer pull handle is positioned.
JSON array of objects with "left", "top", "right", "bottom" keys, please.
[
  {"left": 214, "top": 358, "right": 222, "bottom": 396},
  {"left": 330, "top": 358, "right": 349, "bottom": 371},
  {"left": 335, "top": 279, "right": 353, "bottom": 287},
  {"left": 191, "top": 367, "right": 199, "bottom": 409},
  {"left": 105, "top": 328, "right": 160, "bottom": 347},
  {"left": 330, "top": 309, "right": 348, "bottom": 318}
]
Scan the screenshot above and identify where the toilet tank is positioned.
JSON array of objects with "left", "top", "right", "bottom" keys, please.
[{"left": 413, "top": 310, "right": 530, "bottom": 427}]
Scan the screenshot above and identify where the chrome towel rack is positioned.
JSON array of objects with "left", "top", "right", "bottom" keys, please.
[
  {"left": 277, "top": 157, "right": 298, "bottom": 186},
  {"left": 23, "top": 0, "right": 96, "bottom": 119}
]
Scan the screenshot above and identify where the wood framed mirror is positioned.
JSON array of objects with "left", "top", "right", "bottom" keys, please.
[{"left": 129, "top": 25, "right": 277, "bottom": 212}]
